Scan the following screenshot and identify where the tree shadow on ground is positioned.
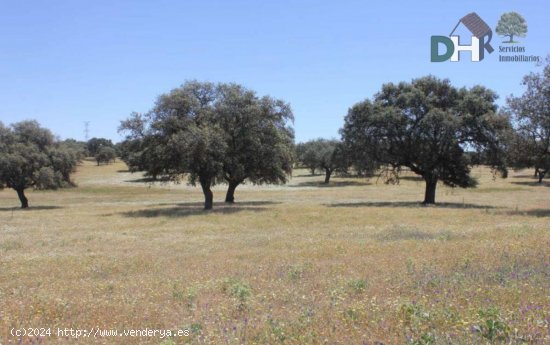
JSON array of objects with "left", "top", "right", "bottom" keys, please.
[
  {"left": 511, "top": 181, "right": 549, "bottom": 187},
  {"left": 293, "top": 173, "right": 323, "bottom": 178},
  {"left": 151, "top": 200, "right": 280, "bottom": 207},
  {"left": 0, "top": 205, "right": 63, "bottom": 211},
  {"left": 125, "top": 177, "right": 157, "bottom": 183},
  {"left": 289, "top": 180, "right": 371, "bottom": 188},
  {"left": 224, "top": 200, "right": 280, "bottom": 206},
  {"left": 326, "top": 201, "right": 497, "bottom": 209},
  {"left": 504, "top": 209, "right": 550, "bottom": 217},
  {"left": 120, "top": 203, "right": 270, "bottom": 218},
  {"left": 511, "top": 174, "right": 538, "bottom": 178},
  {"left": 117, "top": 169, "right": 130, "bottom": 173}
]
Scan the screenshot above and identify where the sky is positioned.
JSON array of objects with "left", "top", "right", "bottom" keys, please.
[{"left": 0, "top": 0, "right": 548, "bottom": 143}]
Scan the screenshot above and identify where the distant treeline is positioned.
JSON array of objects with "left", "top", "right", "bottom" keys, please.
[{"left": 1, "top": 57, "right": 548, "bottom": 209}]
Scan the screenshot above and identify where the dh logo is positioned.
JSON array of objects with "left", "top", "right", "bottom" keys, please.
[{"left": 431, "top": 12, "right": 494, "bottom": 62}]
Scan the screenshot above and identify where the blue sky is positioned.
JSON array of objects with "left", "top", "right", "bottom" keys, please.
[{"left": 0, "top": 0, "right": 548, "bottom": 143}]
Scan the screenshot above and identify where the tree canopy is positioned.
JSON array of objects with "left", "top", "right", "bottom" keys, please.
[
  {"left": 60, "top": 139, "right": 88, "bottom": 160},
  {"left": 496, "top": 12, "right": 527, "bottom": 43},
  {"left": 119, "top": 81, "right": 294, "bottom": 209},
  {"left": 86, "top": 137, "right": 114, "bottom": 156},
  {"left": 0, "top": 120, "right": 79, "bottom": 208},
  {"left": 296, "top": 142, "right": 319, "bottom": 175},
  {"left": 341, "top": 76, "right": 510, "bottom": 204},
  {"left": 506, "top": 57, "right": 550, "bottom": 183},
  {"left": 95, "top": 146, "right": 117, "bottom": 166}
]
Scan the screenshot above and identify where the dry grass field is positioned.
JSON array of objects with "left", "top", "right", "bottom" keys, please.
[{"left": 1, "top": 160, "right": 549, "bottom": 344}]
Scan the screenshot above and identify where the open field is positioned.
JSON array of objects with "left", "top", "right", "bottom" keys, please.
[{"left": 1, "top": 160, "right": 549, "bottom": 344}]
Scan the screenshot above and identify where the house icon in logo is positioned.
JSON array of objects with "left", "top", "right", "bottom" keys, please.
[{"left": 431, "top": 12, "right": 494, "bottom": 62}]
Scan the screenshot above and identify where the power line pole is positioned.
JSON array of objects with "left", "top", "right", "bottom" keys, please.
[{"left": 84, "top": 121, "right": 90, "bottom": 141}]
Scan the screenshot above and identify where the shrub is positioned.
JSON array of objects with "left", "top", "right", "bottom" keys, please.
[
  {"left": 222, "top": 278, "right": 252, "bottom": 308},
  {"left": 347, "top": 278, "right": 368, "bottom": 293},
  {"left": 475, "top": 307, "right": 510, "bottom": 341}
]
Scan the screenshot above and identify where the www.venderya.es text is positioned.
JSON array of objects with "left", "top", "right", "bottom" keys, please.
[{"left": 10, "top": 327, "right": 190, "bottom": 339}]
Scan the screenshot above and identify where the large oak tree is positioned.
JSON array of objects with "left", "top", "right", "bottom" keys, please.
[
  {"left": 341, "top": 76, "right": 509, "bottom": 204},
  {"left": 119, "top": 81, "right": 294, "bottom": 209}
]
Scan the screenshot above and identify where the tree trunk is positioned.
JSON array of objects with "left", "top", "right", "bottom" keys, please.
[
  {"left": 16, "top": 188, "right": 29, "bottom": 209},
  {"left": 538, "top": 170, "right": 546, "bottom": 183},
  {"left": 310, "top": 167, "right": 315, "bottom": 175},
  {"left": 324, "top": 168, "right": 332, "bottom": 184},
  {"left": 225, "top": 180, "right": 240, "bottom": 203},
  {"left": 423, "top": 177, "right": 438, "bottom": 204},
  {"left": 199, "top": 178, "right": 214, "bottom": 210}
]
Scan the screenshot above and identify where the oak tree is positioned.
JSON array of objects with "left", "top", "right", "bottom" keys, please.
[
  {"left": 341, "top": 76, "right": 509, "bottom": 204},
  {"left": 86, "top": 137, "right": 114, "bottom": 156},
  {"left": 296, "top": 139, "right": 348, "bottom": 183},
  {"left": 507, "top": 58, "right": 550, "bottom": 182},
  {"left": 95, "top": 146, "right": 117, "bottom": 165},
  {"left": 0, "top": 120, "right": 78, "bottom": 208},
  {"left": 214, "top": 83, "right": 294, "bottom": 202},
  {"left": 119, "top": 81, "right": 294, "bottom": 209}
]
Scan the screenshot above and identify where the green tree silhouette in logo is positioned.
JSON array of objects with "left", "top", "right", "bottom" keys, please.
[{"left": 496, "top": 12, "right": 527, "bottom": 43}]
